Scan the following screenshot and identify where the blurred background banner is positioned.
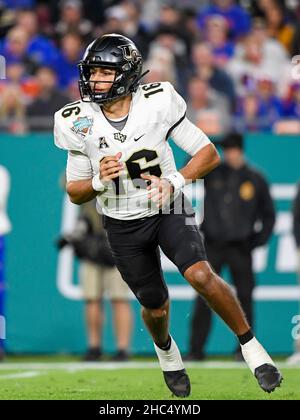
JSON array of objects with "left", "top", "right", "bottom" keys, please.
[{"left": 1, "top": 133, "right": 298, "bottom": 355}]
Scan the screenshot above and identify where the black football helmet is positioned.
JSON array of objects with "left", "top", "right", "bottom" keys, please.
[{"left": 78, "top": 33, "right": 144, "bottom": 104}]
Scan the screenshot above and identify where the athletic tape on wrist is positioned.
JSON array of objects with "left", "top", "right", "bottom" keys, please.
[
  {"left": 163, "top": 172, "right": 186, "bottom": 192},
  {"left": 92, "top": 174, "right": 106, "bottom": 192}
]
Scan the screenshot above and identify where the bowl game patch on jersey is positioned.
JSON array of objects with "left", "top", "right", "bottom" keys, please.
[{"left": 71, "top": 116, "right": 94, "bottom": 138}]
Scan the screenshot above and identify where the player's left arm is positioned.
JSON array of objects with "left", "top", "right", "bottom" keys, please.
[
  {"left": 173, "top": 117, "right": 221, "bottom": 182},
  {"left": 180, "top": 142, "right": 220, "bottom": 181},
  {"left": 142, "top": 83, "right": 220, "bottom": 208},
  {"left": 167, "top": 83, "right": 221, "bottom": 182},
  {"left": 142, "top": 117, "right": 220, "bottom": 208}
]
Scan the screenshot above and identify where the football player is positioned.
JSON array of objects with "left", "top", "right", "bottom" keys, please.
[{"left": 54, "top": 33, "right": 282, "bottom": 397}]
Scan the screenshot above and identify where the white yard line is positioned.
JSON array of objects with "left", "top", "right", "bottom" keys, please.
[
  {"left": 0, "top": 371, "right": 44, "bottom": 380},
  {"left": 0, "top": 361, "right": 298, "bottom": 372}
]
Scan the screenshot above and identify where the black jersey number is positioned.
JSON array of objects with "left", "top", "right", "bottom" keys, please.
[
  {"left": 62, "top": 101, "right": 81, "bottom": 118},
  {"left": 112, "top": 149, "right": 162, "bottom": 195},
  {"left": 142, "top": 83, "right": 163, "bottom": 98}
]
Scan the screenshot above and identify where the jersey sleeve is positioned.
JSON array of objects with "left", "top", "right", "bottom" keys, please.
[
  {"left": 165, "top": 82, "right": 187, "bottom": 139},
  {"left": 171, "top": 117, "right": 211, "bottom": 156},
  {"left": 164, "top": 83, "right": 211, "bottom": 155},
  {"left": 66, "top": 150, "right": 93, "bottom": 182},
  {"left": 54, "top": 109, "right": 86, "bottom": 153}
]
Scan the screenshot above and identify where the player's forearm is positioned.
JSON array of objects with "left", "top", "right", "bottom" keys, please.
[
  {"left": 180, "top": 143, "right": 220, "bottom": 183},
  {"left": 66, "top": 179, "right": 99, "bottom": 205}
]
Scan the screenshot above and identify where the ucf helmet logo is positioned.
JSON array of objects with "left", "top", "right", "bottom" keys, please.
[{"left": 118, "top": 44, "right": 141, "bottom": 64}]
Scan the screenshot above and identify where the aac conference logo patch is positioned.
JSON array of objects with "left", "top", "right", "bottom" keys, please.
[{"left": 71, "top": 116, "right": 94, "bottom": 138}]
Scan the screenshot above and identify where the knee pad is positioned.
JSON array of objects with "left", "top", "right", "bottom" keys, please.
[{"left": 135, "top": 283, "right": 169, "bottom": 309}]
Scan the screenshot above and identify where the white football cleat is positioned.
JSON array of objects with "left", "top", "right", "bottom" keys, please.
[
  {"left": 154, "top": 336, "right": 191, "bottom": 397},
  {"left": 241, "top": 337, "right": 283, "bottom": 393}
]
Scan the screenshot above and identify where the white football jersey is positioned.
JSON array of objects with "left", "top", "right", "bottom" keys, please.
[{"left": 54, "top": 82, "right": 211, "bottom": 220}]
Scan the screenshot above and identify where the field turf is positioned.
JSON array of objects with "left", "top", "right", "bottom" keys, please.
[{"left": 0, "top": 358, "right": 299, "bottom": 400}]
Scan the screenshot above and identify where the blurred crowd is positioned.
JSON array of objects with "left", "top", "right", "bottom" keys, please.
[{"left": 0, "top": 0, "right": 300, "bottom": 135}]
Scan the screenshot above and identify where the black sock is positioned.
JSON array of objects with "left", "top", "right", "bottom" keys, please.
[
  {"left": 238, "top": 329, "right": 254, "bottom": 345},
  {"left": 89, "top": 346, "right": 102, "bottom": 355},
  {"left": 156, "top": 335, "right": 171, "bottom": 351}
]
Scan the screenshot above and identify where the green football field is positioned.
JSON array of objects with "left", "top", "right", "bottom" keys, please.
[{"left": 0, "top": 358, "right": 299, "bottom": 400}]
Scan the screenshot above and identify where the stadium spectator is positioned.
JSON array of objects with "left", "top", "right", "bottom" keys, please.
[
  {"left": 0, "top": 3, "right": 15, "bottom": 38},
  {"left": 227, "top": 31, "right": 290, "bottom": 98},
  {"left": 57, "top": 200, "right": 133, "bottom": 361},
  {"left": 205, "top": 15, "right": 235, "bottom": 66},
  {"left": 118, "top": 1, "right": 151, "bottom": 59},
  {"left": 256, "top": 77, "right": 283, "bottom": 125},
  {"left": 80, "top": 202, "right": 132, "bottom": 361},
  {"left": 250, "top": 18, "right": 290, "bottom": 66},
  {"left": 0, "top": 164, "right": 11, "bottom": 361},
  {"left": 287, "top": 183, "right": 300, "bottom": 365},
  {"left": 145, "top": 42, "right": 177, "bottom": 88},
  {"left": 99, "top": 3, "right": 151, "bottom": 60},
  {"left": 100, "top": 5, "right": 129, "bottom": 36},
  {"left": 156, "top": 3, "right": 192, "bottom": 52},
  {"left": 35, "top": 2, "right": 57, "bottom": 38},
  {"left": 26, "top": 66, "right": 69, "bottom": 131},
  {"left": 252, "top": 0, "right": 278, "bottom": 15},
  {"left": 54, "top": 31, "right": 84, "bottom": 90},
  {"left": 149, "top": 27, "right": 189, "bottom": 95},
  {"left": 157, "top": 3, "right": 182, "bottom": 29},
  {"left": 197, "top": 0, "right": 251, "bottom": 40},
  {"left": 54, "top": 0, "right": 93, "bottom": 43},
  {"left": 192, "top": 42, "right": 236, "bottom": 109},
  {"left": 0, "top": 62, "right": 39, "bottom": 103},
  {"left": 0, "top": 26, "right": 40, "bottom": 75},
  {"left": 186, "top": 75, "right": 231, "bottom": 134},
  {"left": 291, "top": 23, "right": 300, "bottom": 55},
  {"left": 179, "top": 7, "right": 202, "bottom": 55},
  {"left": 234, "top": 91, "right": 275, "bottom": 132},
  {"left": 1, "top": 0, "right": 299, "bottom": 133},
  {"left": 140, "top": 0, "right": 209, "bottom": 30},
  {"left": 0, "top": 83, "right": 26, "bottom": 133},
  {"left": 15, "top": 9, "right": 59, "bottom": 68},
  {"left": 264, "top": 3, "right": 295, "bottom": 54},
  {"left": 282, "top": 83, "right": 300, "bottom": 119},
  {"left": 187, "top": 132, "right": 275, "bottom": 360}
]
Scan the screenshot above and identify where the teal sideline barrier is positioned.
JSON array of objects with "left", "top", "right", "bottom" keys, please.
[{"left": 0, "top": 133, "right": 299, "bottom": 355}]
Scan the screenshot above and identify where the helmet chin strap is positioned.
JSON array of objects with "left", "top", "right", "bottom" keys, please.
[{"left": 136, "top": 69, "right": 150, "bottom": 84}]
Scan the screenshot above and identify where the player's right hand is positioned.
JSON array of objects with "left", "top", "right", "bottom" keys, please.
[{"left": 99, "top": 152, "right": 123, "bottom": 184}]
